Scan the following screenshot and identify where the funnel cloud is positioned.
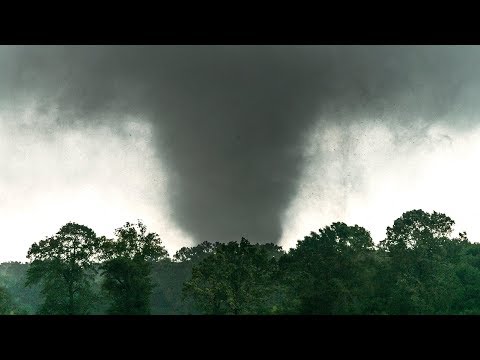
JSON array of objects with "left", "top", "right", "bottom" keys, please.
[{"left": 2, "top": 45, "right": 480, "bottom": 257}]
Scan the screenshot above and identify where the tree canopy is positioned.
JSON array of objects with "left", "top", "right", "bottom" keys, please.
[
  {"left": 6, "top": 209, "right": 480, "bottom": 315},
  {"left": 183, "top": 238, "right": 281, "bottom": 314},
  {"left": 99, "top": 221, "right": 168, "bottom": 314},
  {"left": 25, "top": 222, "right": 100, "bottom": 315}
]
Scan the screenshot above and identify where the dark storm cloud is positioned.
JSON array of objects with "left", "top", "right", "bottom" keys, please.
[{"left": 3, "top": 45, "right": 480, "bottom": 244}]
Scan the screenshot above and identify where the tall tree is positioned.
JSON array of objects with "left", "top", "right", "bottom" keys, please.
[
  {"left": 279, "top": 222, "right": 376, "bottom": 314},
  {"left": 99, "top": 221, "right": 168, "bottom": 314},
  {"left": 25, "top": 223, "right": 100, "bottom": 315},
  {"left": 183, "top": 238, "right": 280, "bottom": 314},
  {"left": 378, "top": 210, "right": 465, "bottom": 314},
  {"left": 380, "top": 209, "right": 456, "bottom": 255}
]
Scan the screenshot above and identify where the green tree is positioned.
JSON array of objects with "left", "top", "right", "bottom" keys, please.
[
  {"left": 279, "top": 222, "right": 376, "bottom": 314},
  {"left": 380, "top": 209, "right": 456, "bottom": 255},
  {"left": 0, "top": 261, "right": 42, "bottom": 314},
  {"left": 378, "top": 209, "right": 466, "bottom": 314},
  {"left": 150, "top": 241, "right": 221, "bottom": 315},
  {"left": 173, "top": 241, "right": 218, "bottom": 264},
  {"left": 183, "top": 238, "right": 279, "bottom": 314},
  {"left": 25, "top": 223, "right": 100, "bottom": 315},
  {"left": 99, "top": 221, "right": 168, "bottom": 314},
  {"left": 0, "top": 286, "right": 14, "bottom": 315}
]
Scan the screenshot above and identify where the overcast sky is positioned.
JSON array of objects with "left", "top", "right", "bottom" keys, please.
[{"left": 2, "top": 45, "right": 480, "bottom": 261}]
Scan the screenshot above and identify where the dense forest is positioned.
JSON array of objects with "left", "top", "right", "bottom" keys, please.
[{"left": 2, "top": 209, "right": 480, "bottom": 315}]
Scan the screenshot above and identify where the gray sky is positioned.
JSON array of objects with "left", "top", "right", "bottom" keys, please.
[{"left": 2, "top": 45, "right": 480, "bottom": 261}]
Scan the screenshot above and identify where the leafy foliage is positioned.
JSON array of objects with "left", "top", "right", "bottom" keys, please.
[
  {"left": 99, "top": 221, "right": 168, "bottom": 314},
  {"left": 25, "top": 223, "right": 100, "bottom": 314},
  {"left": 13, "top": 210, "right": 480, "bottom": 315},
  {"left": 183, "top": 238, "right": 281, "bottom": 314},
  {"left": 376, "top": 210, "right": 468, "bottom": 314},
  {"left": 0, "top": 286, "right": 14, "bottom": 314},
  {"left": 0, "top": 262, "right": 41, "bottom": 314},
  {"left": 278, "top": 222, "right": 376, "bottom": 314}
]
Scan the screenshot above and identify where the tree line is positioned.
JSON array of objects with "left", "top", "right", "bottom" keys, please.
[{"left": 2, "top": 209, "right": 480, "bottom": 315}]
